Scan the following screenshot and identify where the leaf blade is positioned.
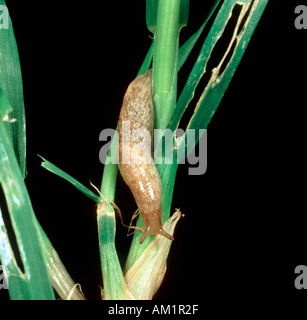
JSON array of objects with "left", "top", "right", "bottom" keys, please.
[
  {"left": 177, "top": 0, "right": 221, "bottom": 72},
  {"left": 39, "top": 156, "right": 101, "bottom": 204},
  {"left": 186, "top": 0, "right": 268, "bottom": 145},
  {"left": 0, "top": 0, "right": 26, "bottom": 177},
  {"left": 0, "top": 121, "right": 55, "bottom": 300}
]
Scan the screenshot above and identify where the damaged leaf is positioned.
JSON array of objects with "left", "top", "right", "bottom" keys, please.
[{"left": 125, "top": 210, "right": 183, "bottom": 299}]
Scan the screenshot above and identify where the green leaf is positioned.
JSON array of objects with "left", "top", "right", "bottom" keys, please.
[
  {"left": 169, "top": 0, "right": 268, "bottom": 139},
  {"left": 181, "top": 0, "right": 268, "bottom": 149},
  {"left": 0, "top": 121, "right": 55, "bottom": 300},
  {"left": 0, "top": 0, "right": 26, "bottom": 177},
  {"left": 137, "top": 42, "right": 153, "bottom": 77},
  {"left": 177, "top": 0, "right": 221, "bottom": 72},
  {"left": 39, "top": 156, "right": 101, "bottom": 204},
  {"left": 41, "top": 134, "right": 130, "bottom": 299}
]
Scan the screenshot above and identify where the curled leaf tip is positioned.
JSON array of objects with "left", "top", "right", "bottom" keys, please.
[{"left": 37, "top": 154, "right": 46, "bottom": 165}]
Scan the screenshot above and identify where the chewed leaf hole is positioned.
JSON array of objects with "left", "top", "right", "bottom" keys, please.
[
  {"left": 237, "top": 0, "right": 255, "bottom": 36},
  {"left": 178, "top": 3, "right": 243, "bottom": 132}
]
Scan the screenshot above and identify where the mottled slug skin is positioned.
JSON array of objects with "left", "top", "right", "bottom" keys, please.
[{"left": 118, "top": 69, "right": 174, "bottom": 244}]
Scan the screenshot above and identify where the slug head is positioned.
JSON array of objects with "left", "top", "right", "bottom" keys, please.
[{"left": 139, "top": 209, "right": 174, "bottom": 244}]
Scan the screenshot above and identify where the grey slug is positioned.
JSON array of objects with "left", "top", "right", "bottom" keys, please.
[{"left": 118, "top": 69, "right": 174, "bottom": 244}]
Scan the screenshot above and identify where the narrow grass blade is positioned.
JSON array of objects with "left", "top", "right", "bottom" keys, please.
[
  {"left": 34, "top": 160, "right": 89, "bottom": 299},
  {"left": 177, "top": 0, "right": 221, "bottom": 72},
  {"left": 39, "top": 156, "right": 101, "bottom": 204},
  {"left": 184, "top": 0, "right": 268, "bottom": 147},
  {"left": 0, "top": 121, "right": 54, "bottom": 300},
  {"left": 29, "top": 156, "right": 124, "bottom": 299},
  {"left": 0, "top": 0, "right": 26, "bottom": 177},
  {"left": 137, "top": 42, "right": 153, "bottom": 77}
]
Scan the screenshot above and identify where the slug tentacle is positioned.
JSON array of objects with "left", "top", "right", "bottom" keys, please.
[
  {"left": 139, "top": 206, "right": 175, "bottom": 244},
  {"left": 118, "top": 69, "right": 174, "bottom": 244}
]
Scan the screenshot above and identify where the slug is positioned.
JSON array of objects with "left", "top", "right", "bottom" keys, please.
[{"left": 118, "top": 69, "right": 174, "bottom": 244}]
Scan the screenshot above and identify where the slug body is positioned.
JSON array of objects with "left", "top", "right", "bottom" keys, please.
[{"left": 118, "top": 69, "right": 174, "bottom": 244}]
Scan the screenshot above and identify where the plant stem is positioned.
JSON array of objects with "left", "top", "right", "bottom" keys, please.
[
  {"left": 125, "top": 0, "right": 182, "bottom": 270},
  {"left": 97, "top": 202, "right": 132, "bottom": 299},
  {"left": 153, "top": 0, "right": 181, "bottom": 130}
]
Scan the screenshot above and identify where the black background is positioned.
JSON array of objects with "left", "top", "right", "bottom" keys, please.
[{"left": 1, "top": 0, "right": 306, "bottom": 300}]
